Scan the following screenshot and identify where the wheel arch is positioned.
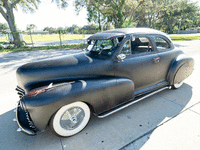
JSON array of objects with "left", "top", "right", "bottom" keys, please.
[{"left": 167, "top": 54, "right": 194, "bottom": 86}]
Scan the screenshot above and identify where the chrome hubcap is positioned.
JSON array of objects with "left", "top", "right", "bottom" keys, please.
[{"left": 60, "top": 107, "right": 85, "bottom": 130}]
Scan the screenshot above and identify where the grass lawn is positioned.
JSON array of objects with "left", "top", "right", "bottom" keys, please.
[
  {"left": 0, "top": 43, "right": 87, "bottom": 53},
  {"left": 0, "top": 34, "right": 90, "bottom": 43},
  {"left": 169, "top": 34, "right": 200, "bottom": 41}
]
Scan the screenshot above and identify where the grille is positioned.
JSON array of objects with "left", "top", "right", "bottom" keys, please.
[
  {"left": 25, "top": 110, "right": 36, "bottom": 129},
  {"left": 16, "top": 86, "right": 25, "bottom": 99},
  {"left": 17, "top": 103, "right": 36, "bottom": 130}
]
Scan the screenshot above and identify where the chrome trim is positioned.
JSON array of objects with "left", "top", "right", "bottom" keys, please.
[
  {"left": 98, "top": 86, "right": 170, "bottom": 118},
  {"left": 16, "top": 86, "right": 25, "bottom": 98},
  {"left": 17, "top": 128, "right": 22, "bottom": 132},
  {"left": 46, "top": 83, "right": 53, "bottom": 90},
  {"left": 16, "top": 104, "right": 36, "bottom": 135}
]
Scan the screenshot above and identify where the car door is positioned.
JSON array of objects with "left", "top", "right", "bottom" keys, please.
[
  {"left": 114, "top": 35, "right": 163, "bottom": 95},
  {"left": 152, "top": 35, "right": 183, "bottom": 82}
]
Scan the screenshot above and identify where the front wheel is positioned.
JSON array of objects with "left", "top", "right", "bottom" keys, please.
[
  {"left": 173, "top": 81, "right": 183, "bottom": 89},
  {"left": 50, "top": 102, "right": 90, "bottom": 137}
]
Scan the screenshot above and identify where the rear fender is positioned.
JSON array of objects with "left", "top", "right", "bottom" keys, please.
[
  {"left": 167, "top": 54, "right": 194, "bottom": 85},
  {"left": 24, "top": 77, "right": 134, "bottom": 131}
]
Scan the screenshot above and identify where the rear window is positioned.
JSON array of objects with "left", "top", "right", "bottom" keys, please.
[{"left": 154, "top": 37, "right": 170, "bottom": 51}]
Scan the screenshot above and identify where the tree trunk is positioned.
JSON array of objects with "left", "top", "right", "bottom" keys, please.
[
  {"left": 168, "top": 20, "right": 173, "bottom": 34},
  {"left": 114, "top": 0, "right": 125, "bottom": 28},
  {"left": 0, "top": 2, "right": 22, "bottom": 47},
  {"left": 98, "top": 11, "right": 101, "bottom": 31}
]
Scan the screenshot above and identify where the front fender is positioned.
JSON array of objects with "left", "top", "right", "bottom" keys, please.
[
  {"left": 167, "top": 54, "right": 194, "bottom": 85},
  {"left": 23, "top": 77, "right": 134, "bottom": 131}
]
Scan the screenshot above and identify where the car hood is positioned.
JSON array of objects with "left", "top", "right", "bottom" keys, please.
[{"left": 16, "top": 52, "right": 114, "bottom": 92}]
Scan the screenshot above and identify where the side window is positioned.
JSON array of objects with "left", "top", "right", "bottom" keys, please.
[
  {"left": 93, "top": 40, "right": 113, "bottom": 51},
  {"left": 131, "top": 37, "right": 152, "bottom": 54},
  {"left": 154, "top": 37, "right": 170, "bottom": 51},
  {"left": 121, "top": 40, "right": 131, "bottom": 55}
]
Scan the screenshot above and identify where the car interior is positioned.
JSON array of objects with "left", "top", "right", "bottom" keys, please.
[{"left": 131, "top": 37, "right": 152, "bottom": 54}]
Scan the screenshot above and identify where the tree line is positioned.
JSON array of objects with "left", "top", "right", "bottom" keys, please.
[
  {"left": 75, "top": 0, "right": 200, "bottom": 34},
  {"left": 0, "top": 0, "right": 200, "bottom": 47},
  {"left": 0, "top": 23, "right": 112, "bottom": 34},
  {"left": 43, "top": 24, "right": 114, "bottom": 34}
]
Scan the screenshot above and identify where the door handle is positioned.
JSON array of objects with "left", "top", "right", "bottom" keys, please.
[{"left": 153, "top": 57, "right": 160, "bottom": 63}]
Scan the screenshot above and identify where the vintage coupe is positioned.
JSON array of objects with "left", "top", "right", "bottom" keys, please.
[{"left": 15, "top": 28, "right": 194, "bottom": 137}]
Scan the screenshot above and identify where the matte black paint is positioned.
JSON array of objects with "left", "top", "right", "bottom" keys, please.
[
  {"left": 21, "top": 78, "right": 134, "bottom": 131},
  {"left": 15, "top": 28, "right": 194, "bottom": 134},
  {"left": 16, "top": 52, "right": 115, "bottom": 92},
  {"left": 167, "top": 54, "right": 194, "bottom": 85}
]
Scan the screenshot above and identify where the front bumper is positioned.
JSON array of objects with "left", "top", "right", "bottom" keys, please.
[{"left": 16, "top": 103, "right": 37, "bottom": 135}]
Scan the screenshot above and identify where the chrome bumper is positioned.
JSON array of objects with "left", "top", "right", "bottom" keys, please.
[{"left": 15, "top": 103, "right": 37, "bottom": 135}]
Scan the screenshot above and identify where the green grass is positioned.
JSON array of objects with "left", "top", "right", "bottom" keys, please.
[
  {"left": 169, "top": 34, "right": 200, "bottom": 41},
  {"left": 24, "top": 34, "right": 88, "bottom": 43},
  {"left": 0, "top": 34, "right": 89, "bottom": 43},
  {"left": 0, "top": 43, "right": 87, "bottom": 53},
  {"left": 0, "top": 36, "right": 7, "bottom": 42}
]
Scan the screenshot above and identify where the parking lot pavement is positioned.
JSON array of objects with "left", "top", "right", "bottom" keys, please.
[{"left": 0, "top": 40, "right": 199, "bottom": 150}]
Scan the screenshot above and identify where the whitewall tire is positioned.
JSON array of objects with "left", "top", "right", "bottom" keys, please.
[
  {"left": 50, "top": 102, "right": 90, "bottom": 137},
  {"left": 173, "top": 81, "right": 183, "bottom": 89}
]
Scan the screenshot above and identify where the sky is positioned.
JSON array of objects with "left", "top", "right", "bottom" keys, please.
[
  {"left": 0, "top": 0, "right": 199, "bottom": 31},
  {"left": 0, "top": 1, "right": 88, "bottom": 31}
]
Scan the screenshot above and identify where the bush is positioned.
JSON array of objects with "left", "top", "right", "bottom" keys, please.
[{"left": 0, "top": 44, "right": 4, "bottom": 50}]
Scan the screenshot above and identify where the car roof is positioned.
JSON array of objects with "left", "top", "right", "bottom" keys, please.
[
  {"left": 87, "top": 32, "right": 125, "bottom": 40},
  {"left": 87, "top": 28, "right": 170, "bottom": 40}
]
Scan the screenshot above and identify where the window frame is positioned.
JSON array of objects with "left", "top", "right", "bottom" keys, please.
[
  {"left": 131, "top": 35, "right": 154, "bottom": 54},
  {"left": 120, "top": 39, "right": 132, "bottom": 55},
  {"left": 118, "top": 35, "right": 157, "bottom": 58},
  {"left": 153, "top": 35, "right": 172, "bottom": 52}
]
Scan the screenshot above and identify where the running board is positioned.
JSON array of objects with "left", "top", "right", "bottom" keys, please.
[{"left": 97, "top": 86, "right": 171, "bottom": 118}]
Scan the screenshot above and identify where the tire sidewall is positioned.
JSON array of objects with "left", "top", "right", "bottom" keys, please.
[
  {"left": 52, "top": 102, "right": 90, "bottom": 137},
  {"left": 173, "top": 81, "right": 183, "bottom": 89}
]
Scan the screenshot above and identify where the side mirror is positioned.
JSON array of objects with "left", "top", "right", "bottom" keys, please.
[{"left": 117, "top": 54, "right": 126, "bottom": 61}]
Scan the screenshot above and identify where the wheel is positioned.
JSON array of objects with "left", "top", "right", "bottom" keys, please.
[
  {"left": 50, "top": 102, "right": 90, "bottom": 137},
  {"left": 173, "top": 81, "right": 183, "bottom": 89}
]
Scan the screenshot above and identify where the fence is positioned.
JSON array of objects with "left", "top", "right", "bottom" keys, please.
[
  {"left": 177, "top": 29, "right": 200, "bottom": 34},
  {"left": 0, "top": 31, "right": 89, "bottom": 47}
]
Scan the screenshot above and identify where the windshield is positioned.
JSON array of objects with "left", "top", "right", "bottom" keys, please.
[{"left": 86, "top": 38, "right": 119, "bottom": 58}]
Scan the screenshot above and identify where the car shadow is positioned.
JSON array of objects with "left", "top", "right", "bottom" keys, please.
[
  {"left": 60, "top": 83, "right": 192, "bottom": 150},
  {"left": 0, "top": 83, "right": 191, "bottom": 150}
]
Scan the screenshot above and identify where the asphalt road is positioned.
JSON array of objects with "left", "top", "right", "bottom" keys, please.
[{"left": 0, "top": 40, "right": 199, "bottom": 150}]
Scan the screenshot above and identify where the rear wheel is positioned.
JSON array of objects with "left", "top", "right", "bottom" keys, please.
[{"left": 50, "top": 102, "right": 90, "bottom": 137}]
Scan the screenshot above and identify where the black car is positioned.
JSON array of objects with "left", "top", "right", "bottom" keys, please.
[{"left": 15, "top": 28, "right": 194, "bottom": 137}]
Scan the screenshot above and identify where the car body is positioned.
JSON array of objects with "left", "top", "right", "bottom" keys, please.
[{"left": 15, "top": 28, "right": 194, "bottom": 137}]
